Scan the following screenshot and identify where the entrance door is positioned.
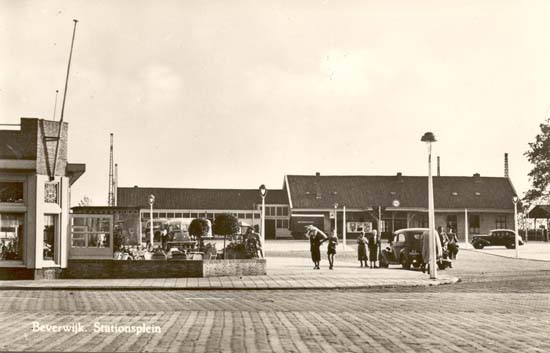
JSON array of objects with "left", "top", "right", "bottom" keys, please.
[{"left": 265, "top": 220, "right": 276, "bottom": 239}]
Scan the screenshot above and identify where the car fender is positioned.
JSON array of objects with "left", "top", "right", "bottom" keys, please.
[{"left": 472, "top": 238, "right": 490, "bottom": 246}]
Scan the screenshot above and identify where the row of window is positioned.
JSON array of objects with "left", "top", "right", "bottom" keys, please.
[
  {"left": 141, "top": 211, "right": 273, "bottom": 221},
  {"left": 414, "top": 214, "right": 507, "bottom": 234},
  {"left": 261, "top": 206, "right": 289, "bottom": 217}
]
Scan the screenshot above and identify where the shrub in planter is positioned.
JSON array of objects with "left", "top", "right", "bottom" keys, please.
[
  {"left": 213, "top": 214, "right": 240, "bottom": 259},
  {"left": 189, "top": 218, "right": 210, "bottom": 251}
]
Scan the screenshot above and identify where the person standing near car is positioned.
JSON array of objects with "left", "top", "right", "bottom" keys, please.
[
  {"left": 421, "top": 229, "right": 443, "bottom": 274},
  {"left": 357, "top": 230, "right": 368, "bottom": 267},
  {"left": 447, "top": 227, "right": 459, "bottom": 263},
  {"left": 368, "top": 229, "right": 380, "bottom": 268}
]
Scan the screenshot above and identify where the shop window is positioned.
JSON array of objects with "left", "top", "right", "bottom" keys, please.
[
  {"left": 206, "top": 213, "right": 213, "bottom": 219},
  {"left": 238, "top": 213, "right": 245, "bottom": 219},
  {"left": 0, "top": 213, "right": 24, "bottom": 261},
  {"left": 281, "top": 207, "right": 288, "bottom": 216},
  {"left": 0, "top": 182, "right": 24, "bottom": 203},
  {"left": 167, "top": 212, "right": 175, "bottom": 218},
  {"left": 43, "top": 215, "right": 57, "bottom": 261},
  {"left": 44, "top": 183, "right": 58, "bottom": 204},
  {"left": 282, "top": 219, "right": 289, "bottom": 228},
  {"left": 191, "top": 213, "right": 198, "bottom": 218},
  {"left": 469, "top": 215, "right": 480, "bottom": 234},
  {"left": 175, "top": 212, "right": 183, "bottom": 218},
  {"left": 141, "top": 213, "right": 150, "bottom": 220},
  {"left": 153, "top": 212, "right": 159, "bottom": 218},
  {"left": 495, "top": 216, "right": 507, "bottom": 229},
  {"left": 71, "top": 216, "right": 111, "bottom": 248},
  {"left": 159, "top": 212, "right": 167, "bottom": 218}
]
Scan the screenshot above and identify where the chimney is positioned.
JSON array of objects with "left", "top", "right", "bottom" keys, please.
[
  {"left": 315, "top": 172, "right": 320, "bottom": 177},
  {"left": 504, "top": 153, "right": 509, "bottom": 177},
  {"left": 437, "top": 156, "right": 440, "bottom": 177},
  {"left": 396, "top": 172, "right": 404, "bottom": 183}
]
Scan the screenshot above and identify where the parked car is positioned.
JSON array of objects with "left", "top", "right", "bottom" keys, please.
[
  {"left": 380, "top": 228, "right": 426, "bottom": 269},
  {"left": 471, "top": 229, "right": 524, "bottom": 249}
]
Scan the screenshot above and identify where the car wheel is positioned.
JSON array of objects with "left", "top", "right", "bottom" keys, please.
[
  {"left": 473, "top": 242, "right": 484, "bottom": 249},
  {"left": 506, "top": 243, "right": 515, "bottom": 249}
]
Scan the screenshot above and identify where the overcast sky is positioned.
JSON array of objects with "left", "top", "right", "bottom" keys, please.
[{"left": 1, "top": 0, "right": 550, "bottom": 206}]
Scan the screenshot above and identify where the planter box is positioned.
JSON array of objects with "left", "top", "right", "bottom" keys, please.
[{"left": 62, "top": 258, "right": 266, "bottom": 279}]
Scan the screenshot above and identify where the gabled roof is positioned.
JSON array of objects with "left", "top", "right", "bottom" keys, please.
[
  {"left": 286, "top": 174, "right": 517, "bottom": 210},
  {"left": 117, "top": 187, "right": 288, "bottom": 210},
  {"left": 528, "top": 205, "right": 550, "bottom": 219}
]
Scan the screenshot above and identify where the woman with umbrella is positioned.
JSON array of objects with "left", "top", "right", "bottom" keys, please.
[{"left": 305, "top": 225, "right": 328, "bottom": 270}]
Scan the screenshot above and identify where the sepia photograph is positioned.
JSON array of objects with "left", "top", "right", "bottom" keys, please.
[{"left": 1, "top": 0, "right": 550, "bottom": 352}]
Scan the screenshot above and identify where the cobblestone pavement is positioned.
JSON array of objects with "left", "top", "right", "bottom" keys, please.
[
  {"left": 0, "top": 288, "right": 549, "bottom": 352},
  {"left": 2, "top": 250, "right": 550, "bottom": 352}
]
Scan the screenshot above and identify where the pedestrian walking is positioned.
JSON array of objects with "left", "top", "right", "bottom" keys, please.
[
  {"left": 327, "top": 231, "right": 338, "bottom": 270},
  {"left": 306, "top": 225, "right": 328, "bottom": 269},
  {"left": 368, "top": 229, "right": 380, "bottom": 268},
  {"left": 357, "top": 230, "right": 368, "bottom": 267}
]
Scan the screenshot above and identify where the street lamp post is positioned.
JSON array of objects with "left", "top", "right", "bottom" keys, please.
[
  {"left": 513, "top": 196, "right": 519, "bottom": 258},
  {"left": 421, "top": 132, "right": 437, "bottom": 279},
  {"left": 259, "top": 184, "right": 267, "bottom": 252},
  {"left": 343, "top": 205, "right": 347, "bottom": 251},
  {"left": 148, "top": 194, "right": 155, "bottom": 249},
  {"left": 334, "top": 203, "right": 339, "bottom": 238}
]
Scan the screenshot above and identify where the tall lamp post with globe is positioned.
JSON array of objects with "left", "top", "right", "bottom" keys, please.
[
  {"left": 334, "top": 203, "right": 339, "bottom": 238},
  {"left": 421, "top": 132, "right": 437, "bottom": 279},
  {"left": 259, "top": 184, "right": 267, "bottom": 252},
  {"left": 513, "top": 196, "right": 519, "bottom": 258},
  {"left": 148, "top": 194, "right": 155, "bottom": 249}
]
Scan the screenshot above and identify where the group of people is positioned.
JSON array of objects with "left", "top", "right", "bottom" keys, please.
[
  {"left": 356, "top": 229, "right": 380, "bottom": 268},
  {"left": 420, "top": 226, "right": 459, "bottom": 273},
  {"left": 305, "top": 225, "right": 338, "bottom": 269}
]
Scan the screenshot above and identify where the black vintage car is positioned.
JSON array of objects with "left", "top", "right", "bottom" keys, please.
[
  {"left": 380, "top": 228, "right": 425, "bottom": 269},
  {"left": 471, "top": 229, "right": 524, "bottom": 249}
]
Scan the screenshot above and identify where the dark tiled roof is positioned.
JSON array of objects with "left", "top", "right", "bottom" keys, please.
[
  {"left": 528, "top": 205, "right": 550, "bottom": 219},
  {"left": 117, "top": 187, "right": 289, "bottom": 210},
  {"left": 286, "top": 175, "right": 517, "bottom": 210}
]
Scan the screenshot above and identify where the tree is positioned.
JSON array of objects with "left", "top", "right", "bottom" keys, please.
[
  {"left": 77, "top": 196, "right": 93, "bottom": 207},
  {"left": 525, "top": 118, "right": 550, "bottom": 204},
  {"left": 189, "top": 218, "right": 210, "bottom": 251},
  {"left": 213, "top": 213, "right": 240, "bottom": 259}
]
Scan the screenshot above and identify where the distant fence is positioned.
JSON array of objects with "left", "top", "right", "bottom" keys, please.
[{"left": 519, "top": 229, "right": 549, "bottom": 242}]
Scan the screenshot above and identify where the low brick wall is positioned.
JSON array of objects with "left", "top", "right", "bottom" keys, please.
[
  {"left": 63, "top": 259, "right": 203, "bottom": 279},
  {"left": 203, "top": 259, "right": 266, "bottom": 277},
  {"left": 62, "top": 259, "right": 266, "bottom": 279}
]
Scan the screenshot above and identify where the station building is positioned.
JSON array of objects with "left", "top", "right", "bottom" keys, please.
[
  {"left": 285, "top": 172, "right": 518, "bottom": 241},
  {"left": 114, "top": 171, "right": 518, "bottom": 242},
  {"left": 115, "top": 187, "right": 291, "bottom": 241}
]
